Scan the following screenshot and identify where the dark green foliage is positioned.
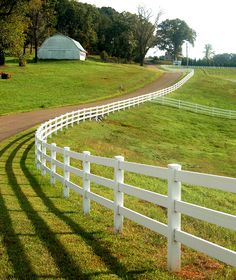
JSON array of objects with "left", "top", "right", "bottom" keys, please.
[
  {"left": 56, "top": 0, "right": 100, "bottom": 53},
  {"left": 0, "top": 0, "right": 20, "bottom": 17},
  {"left": 182, "top": 53, "right": 236, "bottom": 67},
  {"left": 157, "top": 18, "right": 196, "bottom": 60},
  {"left": 100, "top": 50, "right": 109, "bottom": 62},
  {"left": 26, "top": 0, "right": 57, "bottom": 63},
  {"left": 0, "top": 49, "right": 5, "bottom": 65}
]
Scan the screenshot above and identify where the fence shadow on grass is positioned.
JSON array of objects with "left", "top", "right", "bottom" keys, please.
[
  {"left": 1, "top": 130, "right": 157, "bottom": 279},
  {"left": 0, "top": 132, "right": 153, "bottom": 280},
  {"left": 4, "top": 132, "right": 89, "bottom": 280},
  {"left": 21, "top": 137, "right": 153, "bottom": 279},
  {"left": 0, "top": 132, "right": 38, "bottom": 279}
]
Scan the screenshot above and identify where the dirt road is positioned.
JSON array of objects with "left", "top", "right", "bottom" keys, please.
[{"left": 0, "top": 72, "right": 181, "bottom": 142}]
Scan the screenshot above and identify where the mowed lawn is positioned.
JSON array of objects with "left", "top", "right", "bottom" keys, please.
[
  {"left": 1, "top": 108, "right": 236, "bottom": 279},
  {"left": 47, "top": 103, "right": 236, "bottom": 279},
  {"left": 0, "top": 59, "right": 161, "bottom": 115},
  {"left": 170, "top": 68, "right": 236, "bottom": 110},
  {"left": 0, "top": 66, "right": 236, "bottom": 278}
]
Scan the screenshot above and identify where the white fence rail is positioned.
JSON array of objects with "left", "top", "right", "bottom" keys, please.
[
  {"left": 35, "top": 69, "right": 236, "bottom": 272},
  {"left": 152, "top": 97, "right": 236, "bottom": 119}
]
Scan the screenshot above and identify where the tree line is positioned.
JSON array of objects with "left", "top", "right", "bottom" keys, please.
[
  {"left": 182, "top": 45, "right": 236, "bottom": 67},
  {"left": 0, "top": 0, "right": 196, "bottom": 66}
]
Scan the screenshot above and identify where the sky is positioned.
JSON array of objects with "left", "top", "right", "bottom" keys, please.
[{"left": 79, "top": 0, "right": 236, "bottom": 59}]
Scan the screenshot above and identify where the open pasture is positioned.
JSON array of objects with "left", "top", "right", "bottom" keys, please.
[
  {"left": 0, "top": 65, "right": 235, "bottom": 279},
  {"left": 0, "top": 59, "right": 160, "bottom": 115},
  {"left": 170, "top": 68, "right": 236, "bottom": 110},
  {"left": 46, "top": 102, "right": 236, "bottom": 279}
]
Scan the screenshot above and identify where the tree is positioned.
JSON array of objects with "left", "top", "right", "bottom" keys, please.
[
  {"left": 26, "top": 0, "right": 56, "bottom": 63},
  {"left": 135, "top": 6, "right": 162, "bottom": 66},
  {"left": 157, "top": 19, "right": 196, "bottom": 60},
  {"left": 0, "top": 1, "right": 28, "bottom": 65},
  {"left": 0, "top": 0, "right": 18, "bottom": 17},
  {"left": 97, "top": 8, "right": 137, "bottom": 61},
  {"left": 213, "top": 53, "right": 236, "bottom": 67},
  {"left": 203, "top": 44, "right": 214, "bottom": 61},
  {"left": 56, "top": 0, "right": 99, "bottom": 53}
]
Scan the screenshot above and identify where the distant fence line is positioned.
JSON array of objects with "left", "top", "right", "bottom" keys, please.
[
  {"left": 168, "top": 65, "right": 236, "bottom": 70},
  {"left": 152, "top": 97, "right": 236, "bottom": 119},
  {"left": 35, "top": 69, "right": 236, "bottom": 272}
]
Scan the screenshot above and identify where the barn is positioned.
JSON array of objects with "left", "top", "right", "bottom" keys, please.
[{"left": 38, "top": 34, "right": 87, "bottom": 60}]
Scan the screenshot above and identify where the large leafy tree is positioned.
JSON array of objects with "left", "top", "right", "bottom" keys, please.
[
  {"left": 203, "top": 44, "right": 215, "bottom": 61},
  {"left": 157, "top": 18, "right": 196, "bottom": 60},
  {"left": 0, "top": 0, "right": 29, "bottom": 65},
  {"left": 26, "top": 0, "right": 56, "bottom": 62},
  {"left": 135, "top": 6, "right": 162, "bottom": 66},
  {"left": 56, "top": 0, "right": 99, "bottom": 53},
  {"left": 213, "top": 53, "right": 236, "bottom": 66},
  {"left": 97, "top": 8, "right": 137, "bottom": 60},
  {"left": 0, "top": 0, "right": 18, "bottom": 17}
]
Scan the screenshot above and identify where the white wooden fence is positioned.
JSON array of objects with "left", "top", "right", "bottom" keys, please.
[
  {"left": 35, "top": 69, "right": 236, "bottom": 272},
  {"left": 152, "top": 97, "right": 236, "bottom": 119}
]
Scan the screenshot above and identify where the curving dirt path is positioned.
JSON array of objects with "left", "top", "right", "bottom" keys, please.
[{"left": 0, "top": 71, "right": 181, "bottom": 142}]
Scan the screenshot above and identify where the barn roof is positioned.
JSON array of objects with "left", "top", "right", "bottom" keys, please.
[{"left": 40, "top": 34, "right": 87, "bottom": 53}]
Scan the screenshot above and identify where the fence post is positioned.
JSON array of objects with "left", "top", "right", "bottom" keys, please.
[
  {"left": 77, "top": 111, "right": 80, "bottom": 125},
  {"left": 71, "top": 112, "right": 74, "bottom": 127},
  {"left": 36, "top": 138, "right": 41, "bottom": 170},
  {"left": 95, "top": 107, "right": 98, "bottom": 121},
  {"left": 83, "top": 151, "right": 91, "bottom": 214},
  {"left": 42, "top": 141, "right": 47, "bottom": 176},
  {"left": 60, "top": 116, "right": 63, "bottom": 131},
  {"left": 63, "top": 147, "right": 70, "bottom": 198},
  {"left": 114, "top": 155, "right": 124, "bottom": 233},
  {"left": 66, "top": 114, "right": 69, "bottom": 129},
  {"left": 167, "top": 163, "right": 182, "bottom": 272},
  {"left": 54, "top": 118, "right": 58, "bottom": 135},
  {"left": 50, "top": 143, "right": 56, "bottom": 185}
]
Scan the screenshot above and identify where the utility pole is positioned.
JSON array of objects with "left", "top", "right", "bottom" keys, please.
[{"left": 186, "top": 42, "right": 189, "bottom": 67}]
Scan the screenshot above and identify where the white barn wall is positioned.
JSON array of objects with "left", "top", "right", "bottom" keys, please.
[{"left": 38, "top": 34, "right": 87, "bottom": 60}]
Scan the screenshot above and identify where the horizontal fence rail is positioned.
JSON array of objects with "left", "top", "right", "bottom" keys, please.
[
  {"left": 152, "top": 97, "right": 236, "bottom": 119},
  {"left": 35, "top": 69, "right": 236, "bottom": 272}
]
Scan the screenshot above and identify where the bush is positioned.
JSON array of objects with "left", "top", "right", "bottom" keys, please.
[{"left": 100, "top": 50, "right": 109, "bottom": 62}]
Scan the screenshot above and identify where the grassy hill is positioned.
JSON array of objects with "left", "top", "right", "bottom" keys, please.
[
  {"left": 0, "top": 66, "right": 235, "bottom": 279},
  {"left": 170, "top": 68, "right": 236, "bottom": 110},
  {"left": 46, "top": 103, "right": 236, "bottom": 279},
  {"left": 0, "top": 59, "right": 161, "bottom": 115}
]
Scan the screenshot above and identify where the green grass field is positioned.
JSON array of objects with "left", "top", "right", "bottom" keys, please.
[
  {"left": 0, "top": 59, "right": 161, "bottom": 115},
  {"left": 46, "top": 102, "right": 236, "bottom": 279},
  {"left": 1, "top": 65, "right": 236, "bottom": 279},
  {"left": 170, "top": 68, "right": 236, "bottom": 110},
  {"left": 1, "top": 121, "right": 235, "bottom": 279}
]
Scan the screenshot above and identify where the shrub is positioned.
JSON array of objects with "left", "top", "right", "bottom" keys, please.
[{"left": 100, "top": 50, "right": 109, "bottom": 62}]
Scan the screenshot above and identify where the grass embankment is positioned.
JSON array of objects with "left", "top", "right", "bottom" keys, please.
[
  {"left": 1, "top": 110, "right": 235, "bottom": 279},
  {"left": 48, "top": 103, "right": 236, "bottom": 279},
  {"left": 0, "top": 59, "right": 161, "bottom": 115},
  {"left": 1, "top": 66, "right": 235, "bottom": 279},
  {"left": 0, "top": 129, "right": 183, "bottom": 280},
  {"left": 170, "top": 68, "right": 236, "bottom": 110}
]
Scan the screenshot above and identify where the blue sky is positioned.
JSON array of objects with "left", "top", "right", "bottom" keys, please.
[{"left": 79, "top": 0, "right": 236, "bottom": 59}]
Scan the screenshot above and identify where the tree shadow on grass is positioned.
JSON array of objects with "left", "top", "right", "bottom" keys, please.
[{"left": 21, "top": 138, "right": 148, "bottom": 279}]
